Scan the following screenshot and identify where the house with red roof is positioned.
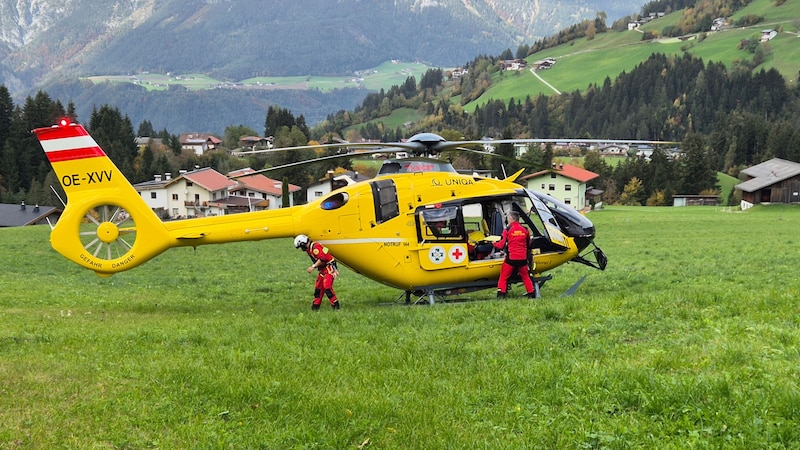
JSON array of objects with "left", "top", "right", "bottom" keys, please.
[
  {"left": 226, "top": 168, "right": 301, "bottom": 211},
  {"left": 179, "top": 133, "right": 223, "bottom": 155},
  {"left": 520, "top": 163, "right": 600, "bottom": 210},
  {"left": 135, "top": 167, "right": 236, "bottom": 218}
]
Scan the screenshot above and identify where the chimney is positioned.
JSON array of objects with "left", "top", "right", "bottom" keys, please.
[
  {"left": 34, "top": 204, "right": 40, "bottom": 212},
  {"left": 155, "top": 174, "right": 162, "bottom": 182},
  {"left": 559, "top": 163, "right": 564, "bottom": 169},
  {"left": 165, "top": 172, "right": 172, "bottom": 180},
  {"left": 20, "top": 201, "right": 25, "bottom": 211}
]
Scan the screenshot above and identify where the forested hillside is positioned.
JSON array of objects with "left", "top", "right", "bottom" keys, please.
[{"left": 1, "top": 0, "right": 799, "bottom": 209}]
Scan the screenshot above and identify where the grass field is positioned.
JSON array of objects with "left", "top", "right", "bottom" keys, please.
[{"left": 2, "top": 205, "right": 800, "bottom": 448}]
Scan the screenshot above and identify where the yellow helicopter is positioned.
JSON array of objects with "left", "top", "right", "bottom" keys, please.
[{"left": 34, "top": 119, "right": 611, "bottom": 304}]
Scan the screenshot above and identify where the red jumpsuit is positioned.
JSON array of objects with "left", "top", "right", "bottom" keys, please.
[
  {"left": 306, "top": 241, "right": 339, "bottom": 309},
  {"left": 494, "top": 220, "right": 534, "bottom": 296}
]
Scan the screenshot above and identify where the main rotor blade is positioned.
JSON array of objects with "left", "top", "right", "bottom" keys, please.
[{"left": 231, "top": 149, "right": 390, "bottom": 176}]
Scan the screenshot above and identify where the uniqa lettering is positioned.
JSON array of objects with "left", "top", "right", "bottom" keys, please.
[{"left": 444, "top": 178, "right": 474, "bottom": 186}]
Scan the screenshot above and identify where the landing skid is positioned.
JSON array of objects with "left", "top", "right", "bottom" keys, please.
[{"left": 391, "top": 275, "right": 554, "bottom": 305}]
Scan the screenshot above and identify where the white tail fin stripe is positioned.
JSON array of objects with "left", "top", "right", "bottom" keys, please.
[{"left": 39, "top": 136, "right": 99, "bottom": 153}]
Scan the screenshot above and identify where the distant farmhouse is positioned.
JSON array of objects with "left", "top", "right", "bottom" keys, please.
[
  {"left": 532, "top": 57, "right": 556, "bottom": 70},
  {"left": 499, "top": 59, "right": 528, "bottom": 71},
  {"left": 179, "top": 133, "right": 222, "bottom": 155},
  {"left": 0, "top": 203, "right": 62, "bottom": 227},
  {"left": 735, "top": 158, "right": 800, "bottom": 209}
]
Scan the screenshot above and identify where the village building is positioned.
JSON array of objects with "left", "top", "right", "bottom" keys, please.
[
  {"left": 735, "top": 158, "right": 800, "bottom": 209},
  {"left": 227, "top": 168, "right": 300, "bottom": 211},
  {"left": 520, "top": 163, "right": 599, "bottom": 210},
  {"left": 532, "top": 57, "right": 556, "bottom": 70},
  {"left": 306, "top": 170, "right": 372, "bottom": 204},
  {"left": 135, "top": 167, "right": 235, "bottom": 218},
  {"left": 179, "top": 133, "right": 223, "bottom": 155},
  {"left": 238, "top": 136, "right": 272, "bottom": 150},
  {"left": 499, "top": 59, "right": 528, "bottom": 71},
  {"left": 0, "top": 203, "right": 62, "bottom": 227}
]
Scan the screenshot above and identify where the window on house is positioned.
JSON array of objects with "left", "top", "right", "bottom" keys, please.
[
  {"left": 194, "top": 194, "right": 200, "bottom": 202},
  {"left": 314, "top": 191, "right": 323, "bottom": 197},
  {"left": 548, "top": 184, "right": 556, "bottom": 191},
  {"left": 172, "top": 194, "right": 179, "bottom": 201},
  {"left": 564, "top": 198, "right": 571, "bottom": 205},
  {"left": 550, "top": 173, "right": 557, "bottom": 179},
  {"left": 150, "top": 192, "right": 157, "bottom": 199},
  {"left": 565, "top": 184, "right": 572, "bottom": 191},
  {"left": 541, "top": 183, "right": 545, "bottom": 189}
]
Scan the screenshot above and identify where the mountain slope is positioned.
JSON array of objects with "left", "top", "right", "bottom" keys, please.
[
  {"left": 465, "top": 0, "right": 800, "bottom": 112},
  {"left": 0, "top": 0, "right": 644, "bottom": 94}
]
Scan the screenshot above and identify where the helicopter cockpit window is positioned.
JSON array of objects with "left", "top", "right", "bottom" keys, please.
[
  {"left": 418, "top": 206, "right": 463, "bottom": 241},
  {"left": 370, "top": 179, "right": 399, "bottom": 224}
]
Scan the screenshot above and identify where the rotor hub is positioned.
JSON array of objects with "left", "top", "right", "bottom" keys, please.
[{"left": 97, "top": 222, "right": 120, "bottom": 243}]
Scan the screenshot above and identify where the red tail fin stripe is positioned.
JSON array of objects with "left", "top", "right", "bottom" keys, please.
[
  {"left": 45, "top": 147, "right": 106, "bottom": 163},
  {"left": 38, "top": 135, "right": 106, "bottom": 162}
]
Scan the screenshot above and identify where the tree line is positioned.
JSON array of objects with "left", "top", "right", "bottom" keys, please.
[{"left": 3, "top": 47, "right": 800, "bottom": 208}]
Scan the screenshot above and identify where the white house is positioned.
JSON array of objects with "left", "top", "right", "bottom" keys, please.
[
  {"left": 306, "top": 171, "right": 372, "bottom": 204},
  {"left": 135, "top": 168, "right": 235, "bottom": 219},
  {"left": 179, "top": 133, "right": 223, "bottom": 155},
  {"left": 227, "top": 168, "right": 301, "bottom": 211},
  {"left": 520, "top": 163, "right": 599, "bottom": 210}
]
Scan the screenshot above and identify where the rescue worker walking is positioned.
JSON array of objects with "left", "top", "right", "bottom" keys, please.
[
  {"left": 294, "top": 234, "right": 340, "bottom": 310},
  {"left": 493, "top": 211, "right": 536, "bottom": 299}
]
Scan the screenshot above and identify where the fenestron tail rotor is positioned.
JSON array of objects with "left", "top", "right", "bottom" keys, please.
[{"left": 79, "top": 203, "right": 138, "bottom": 262}]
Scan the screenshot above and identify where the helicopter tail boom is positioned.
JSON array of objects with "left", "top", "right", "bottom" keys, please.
[{"left": 34, "top": 120, "right": 299, "bottom": 276}]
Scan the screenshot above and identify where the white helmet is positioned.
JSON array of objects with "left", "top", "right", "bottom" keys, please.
[{"left": 294, "top": 234, "right": 309, "bottom": 249}]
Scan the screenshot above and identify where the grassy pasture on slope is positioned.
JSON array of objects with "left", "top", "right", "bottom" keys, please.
[
  {"left": 1, "top": 205, "right": 800, "bottom": 448},
  {"left": 467, "top": 0, "right": 800, "bottom": 112}
]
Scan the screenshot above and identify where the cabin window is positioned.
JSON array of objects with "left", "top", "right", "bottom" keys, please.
[
  {"left": 418, "top": 206, "right": 463, "bottom": 241},
  {"left": 321, "top": 192, "right": 348, "bottom": 210},
  {"left": 548, "top": 184, "right": 556, "bottom": 191},
  {"left": 172, "top": 194, "right": 179, "bottom": 201},
  {"left": 150, "top": 192, "right": 157, "bottom": 199},
  {"left": 565, "top": 184, "right": 572, "bottom": 191},
  {"left": 370, "top": 179, "right": 399, "bottom": 224}
]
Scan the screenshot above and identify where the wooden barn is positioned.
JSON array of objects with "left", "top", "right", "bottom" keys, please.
[{"left": 735, "top": 158, "right": 800, "bottom": 209}]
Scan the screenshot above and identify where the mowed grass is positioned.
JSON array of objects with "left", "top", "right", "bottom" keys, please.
[{"left": 2, "top": 205, "right": 800, "bottom": 448}]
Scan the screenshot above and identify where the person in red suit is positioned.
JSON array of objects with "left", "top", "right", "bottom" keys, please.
[
  {"left": 294, "top": 234, "right": 340, "bottom": 310},
  {"left": 493, "top": 211, "right": 535, "bottom": 299}
]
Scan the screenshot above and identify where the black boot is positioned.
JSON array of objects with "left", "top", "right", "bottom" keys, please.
[
  {"left": 332, "top": 301, "right": 340, "bottom": 310},
  {"left": 311, "top": 303, "right": 321, "bottom": 311},
  {"left": 496, "top": 291, "right": 506, "bottom": 299}
]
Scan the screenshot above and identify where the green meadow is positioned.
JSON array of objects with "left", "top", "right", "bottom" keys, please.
[
  {"left": 86, "top": 61, "right": 436, "bottom": 94},
  {"left": 2, "top": 205, "right": 800, "bottom": 448}
]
